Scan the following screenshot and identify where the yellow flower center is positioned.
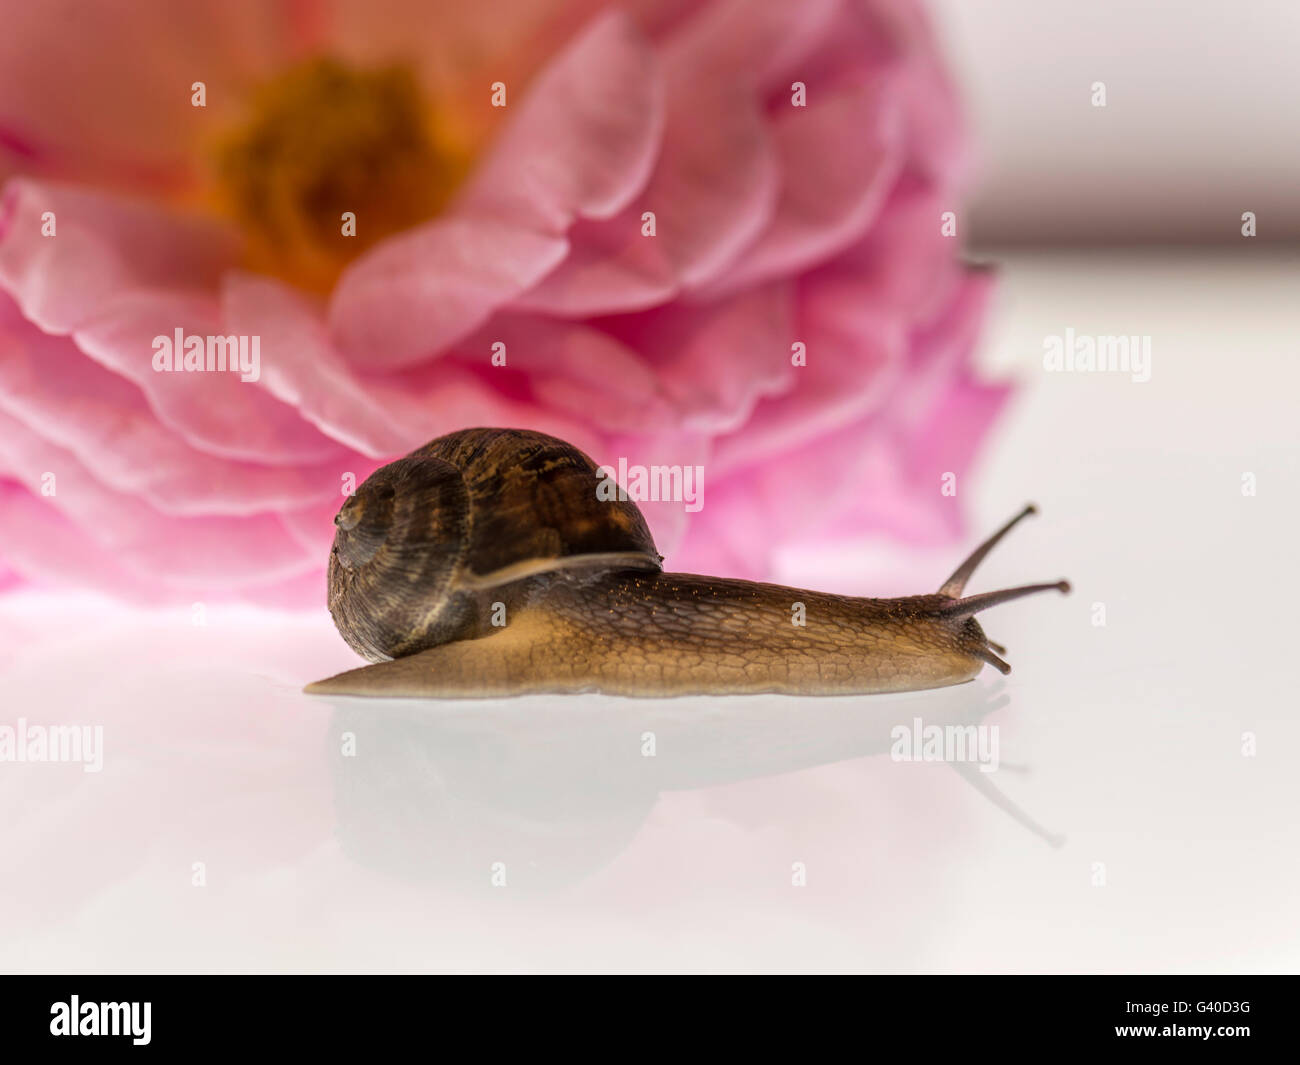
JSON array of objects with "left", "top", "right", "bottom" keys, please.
[{"left": 215, "top": 57, "right": 469, "bottom": 292}]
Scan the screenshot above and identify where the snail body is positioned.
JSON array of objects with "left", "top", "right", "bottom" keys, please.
[{"left": 306, "top": 428, "right": 1069, "bottom": 698}]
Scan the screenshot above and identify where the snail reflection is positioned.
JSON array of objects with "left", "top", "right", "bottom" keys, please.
[{"left": 325, "top": 681, "right": 1062, "bottom": 894}]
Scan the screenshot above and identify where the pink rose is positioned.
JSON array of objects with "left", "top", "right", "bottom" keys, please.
[{"left": 0, "top": 0, "right": 1007, "bottom": 605}]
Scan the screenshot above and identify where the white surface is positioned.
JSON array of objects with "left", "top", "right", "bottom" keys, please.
[{"left": 1, "top": 248, "right": 1297, "bottom": 973}]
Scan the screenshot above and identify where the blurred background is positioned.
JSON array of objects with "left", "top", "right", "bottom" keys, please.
[{"left": 935, "top": 0, "right": 1300, "bottom": 244}]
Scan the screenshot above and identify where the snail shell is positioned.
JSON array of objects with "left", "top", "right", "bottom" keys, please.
[{"left": 328, "top": 428, "right": 660, "bottom": 662}]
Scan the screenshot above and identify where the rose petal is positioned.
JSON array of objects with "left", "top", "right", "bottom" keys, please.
[
  {"left": 512, "top": 11, "right": 793, "bottom": 314},
  {"left": 328, "top": 214, "right": 569, "bottom": 371},
  {"left": 327, "top": 0, "right": 612, "bottom": 149},
  {"left": 0, "top": 409, "right": 314, "bottom": 589},
  {"left": 225, "top": 273, "right": 434, "bottom": 456},
  {"left": 330, "top": 11, "right": 666, "bottom": 369},
  {"left": 0, "top": 294, "right": 349, "bottom": 516},
  {"left": 231, "top": 273, "right": 602, "bottom": 455},
  {"left": 785, "top": 0, "right": 967, "bottom": 183},
  {"left": 0, "top": 178, "right": 238, "bottom": 332},
  {"left": 603, "top": 282, "right": 798, "bottom": 434},
  {"left": 456, "top": 313, "right": 679, "bottom": 433},
  {"left": 0, "top": 481, "right": 170, "bottom": 602},
  {"left": 860, "top": 0, "right": 968, "bottom": 183},
  {"left": 0, "top": 561, "right": 22, "bottom": 593},
  {"left": 651, "top": 0, "right": 844, "bottom": 99},
  {"left": 455, "top": 10, "right": 664, "bottom": 232},
  {"left": 0, "top": 0, "right": 284, "bottom": 190},
  {"left": 896, "top": 268, "right": 996, "bottom": 411},
  {"left": 691, "top": 77, "right": 903, "bottom": 299},
  {"left": 673, "top": 369, "right": 1009, "bottom": 584},
  {"left": 812, "top": 172, "right": 963, "bottom": 322},
  {"left": 506, "top": 208, "right": 678, "bottom": 314},
  {"left": 817, "top": 272, "right": 1009, "bottom": 543},
  {"left": 70, "top": 289, "right": 345, "bottom": 464},
  {"left": 709, "top": 274, "right": 907, "bottom": 475},
  {"left": 0, "top": 180, "right": 343, "bottom": 464}
]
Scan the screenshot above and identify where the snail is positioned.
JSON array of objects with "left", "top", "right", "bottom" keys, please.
[{"left": 305, "top": 428, "right": 1069, "bottom": 698}]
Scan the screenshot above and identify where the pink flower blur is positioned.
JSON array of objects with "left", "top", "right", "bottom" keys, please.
[{"left": 0, "top": 0, "right": 1009, "bottom": 606}]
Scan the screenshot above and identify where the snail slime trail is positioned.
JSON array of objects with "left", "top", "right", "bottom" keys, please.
[{"left": 306, "top": 428, "right": 1070, "bottom": 698}]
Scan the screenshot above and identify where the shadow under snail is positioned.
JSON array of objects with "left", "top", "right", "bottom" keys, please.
[{"left": 305, "top": 428, "right": 1069, "bottom": 698}]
